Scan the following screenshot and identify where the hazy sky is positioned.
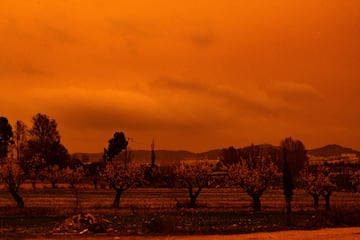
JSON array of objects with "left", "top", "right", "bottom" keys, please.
[{"left": 1, "top": 0, "right": 360, "bottom": 153}]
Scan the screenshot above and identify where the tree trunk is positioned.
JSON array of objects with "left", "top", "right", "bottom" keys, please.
[
  {"left": 312, "top": 194, "right": 319, "bottom": 208},
  {"left": 73, "top": 188, "right": 80, "bottom": 211},
  {"left": 51, "top": 181, "right": 57, "bottom": 189},
  {"left": 324, "top": 194, "right": 331, "bottom": 210},
  {"left": 93, "top": 179, "right": 98, "bottom": 189},
  {"left": 283, "top": 150, "right": 293, "bottom": 226},
  {"left": 189, "top": 187, "right": 202, "bottom": 208},
  {"left": 10, "top": 189, "right": 24, "bottom": 208},
  {"left": 113, "top": 189, "right": 123, "bottom": 208},
  {"left": 252, "top": 194, "right": 261, "bottom": 211},
  {"left": 285, "top": 197, "right": 292, "bottom": 226}
]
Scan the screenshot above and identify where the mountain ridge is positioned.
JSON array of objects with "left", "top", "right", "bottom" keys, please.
[{"left": 73, "top": 144, "right": 360, "bottom": 164}]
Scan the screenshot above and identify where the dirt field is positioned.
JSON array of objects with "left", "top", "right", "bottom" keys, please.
[
  {"left": 1, "top": 187, "right": 360, "bottom": 238},
  {"left": 21, "top": 227, "right": 360, "bottom": 240}
]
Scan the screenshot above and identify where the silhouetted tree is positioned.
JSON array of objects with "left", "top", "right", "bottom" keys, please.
[
  {"left": 220, "top": 146, "right": 240, "bottom": 166},
  {"left": 144, "top": 140, "right": 158, "bottom": 185},
  {"left": 103, "top": 132, "right": 128, "bottom": 162},
  {"left": 176, "top": 162, "right": 214, "bottom": 208},
  {"left": 0, "top": 159, "right": 25, "bottom": 208},
  {"left": 0, "top": 117, "right": 13, "bottom": 159},
  {"left": 13, "top": 121, "right": 28, "bottom": 172},
  {"left": 151, "top": 139, "right": 156, "bottom": 167},
  {"left": 101, "top": 132, "right": 141, "bottom": 208},
  {"left": 229, "top": 145, "right": 278, "bottom": 211},
  {"left": 85, "top": 161, "right": 104, "bottom": 189},
  {"left": 28, "top": 113, "right": 69, "bottom": 168},
  {"left": 117, "top": 147, "right": 133, "bottom": 170},
  {"left": 280, "top": 137, "right": 308, "bottom": 225}
]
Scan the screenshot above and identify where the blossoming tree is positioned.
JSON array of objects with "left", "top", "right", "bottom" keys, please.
[
  {"left": 0, "top": 159, "right": 25, "bottom": 208},
  {"left": 228, "top": 145, "right": 278, "bottom": 211},
  {"left": 176, "top": 161, "right": 214, "bottom": 208}
]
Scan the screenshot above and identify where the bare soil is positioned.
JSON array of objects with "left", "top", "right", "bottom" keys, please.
[{"left": 18, "top": 227, "right": 360, "bottom": 240}]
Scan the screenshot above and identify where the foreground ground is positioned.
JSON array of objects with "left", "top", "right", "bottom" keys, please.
[
  {"left": 20, "top": 228, "right": 360, "bottom": 240},
  {"left": 0, "top": 187, "right": 360, "bottom": 238}
]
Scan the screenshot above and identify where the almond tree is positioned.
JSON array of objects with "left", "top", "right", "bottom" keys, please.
[
  {"left": 102, "top": 162, "right": 143, "bottom": 208},
  {"left": 176, "top": 161, "right": 214, "bottom": 208},
  {"left": 63, "top": 166, "right": 84, "bottom": 210},
  {"left": 300, "top": 167, "right": 322, "bottom": 208},
  {"left": 0, "top": 159, "right": 25, "bottom": 208},
  {"left": 43, "top": 165, "right": 62, "bottom": 189},
  {"left": 228, "top": 145, "right": 278, "bottom": 211},
  {"left": 64, "top": 166, "right": 84, "bottom": 189},
  {"left": 301, "top": 166, "right": 335, "bottom": 209},
  {"left": 319, "top": 166, "right": 336, "bottom": 210}
]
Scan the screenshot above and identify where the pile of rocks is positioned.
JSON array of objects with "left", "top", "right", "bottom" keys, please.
[{"left": 53, "top": 213, "right": 113, "bottom": 234}]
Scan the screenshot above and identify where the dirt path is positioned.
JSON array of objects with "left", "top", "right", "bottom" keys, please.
[{"left": 19, "top": 227, "right": 360, "bottom": 240}]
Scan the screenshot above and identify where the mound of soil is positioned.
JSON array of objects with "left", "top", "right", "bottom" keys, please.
[{"left": 53, "top": 213, "right": 113, "bottom": 234}]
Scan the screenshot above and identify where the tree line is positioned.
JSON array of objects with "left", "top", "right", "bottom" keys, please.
[{"left": 1, "top": 114, "right": 360, "bottom": 225}]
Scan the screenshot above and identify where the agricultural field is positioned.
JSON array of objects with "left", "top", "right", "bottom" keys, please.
[{"left": 1, "top": 186, "right": 360, "bottom": 238}]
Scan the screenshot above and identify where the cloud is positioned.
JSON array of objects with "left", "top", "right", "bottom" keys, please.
[
  {"left": 152, "top": 76, "right": 282, "bottom": 115},
  {"left": 109, "top": 19, "right": 151, "bottom": 38},
  {"left": 20, "top": 64, "right": 50, "bottom": 76},
  {"left": 27, "top": 87, "right": 218, "bottom": 134},
  {"left": 270, "top": 81, "right": 322, "bottom": 103},
  {"left": 187, "top": 30, "right": 214, "bottom": 48}
]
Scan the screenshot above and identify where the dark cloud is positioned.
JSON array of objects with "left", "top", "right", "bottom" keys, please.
[
  {"left": 28, "top": 87, "right": 214, "bottom": 136},
  {"left": 21, "top": 64, "right": 50, "bottom": 76},
  {"left": 109, "top": 19, "right": 150, "bottom": 38},
  {"left": 39, "top": 23, "right": 77, "bottom": 45},
  {"left": 270, "top": 81, "right": 322, "bottom": 103},
  {"left": 153, "top": 76, "right": 281, "bottom": 115},
  {"left": 188, "top": 30, "right": 214, "bottom": 47}
]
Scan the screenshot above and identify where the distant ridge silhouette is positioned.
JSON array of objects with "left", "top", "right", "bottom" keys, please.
[
  {"left": 73, "top": 144, "right": 360, "bottom": 164},
  {"left": 307, "top": 144, "right": 360, "bottom": 157}
]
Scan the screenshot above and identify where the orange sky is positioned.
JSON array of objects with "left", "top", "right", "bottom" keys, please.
[{"left": 1, "top": 0, "right": 360, "bottom": 153}]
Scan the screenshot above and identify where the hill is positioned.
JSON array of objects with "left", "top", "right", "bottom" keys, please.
[
  {"left": 72, "top": 149, "right": 223, "bottom": 165},
  {"left": 73, "top": 144, "right": 360, "bottom": 166},
  {"left": 308, "top": 144, "right": 360, "bottom": 157}
]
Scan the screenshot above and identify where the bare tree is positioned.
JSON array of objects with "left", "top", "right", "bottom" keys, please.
[
  {"left": 176, "top": 161, "right": 214, "bottom": 208},
  {"left": 0, "top": 159, "right": 25, "bottom": 208}
]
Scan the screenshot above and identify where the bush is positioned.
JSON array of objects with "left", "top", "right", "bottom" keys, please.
[
  {"left": 323, "top": 206, "right": 360, "bottom": 226},
  {"left": 308, "top": 206, "right": 360, "bottom": 227},
  {"left": 142, "top": 214, "right": 177, "bottom": 233}
]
